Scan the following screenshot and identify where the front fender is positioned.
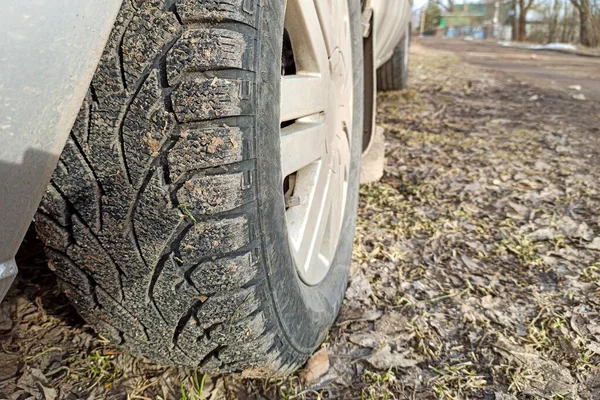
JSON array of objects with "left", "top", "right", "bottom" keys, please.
[{"left": 0, "top": 0, "right": 121, "bottom": 298}]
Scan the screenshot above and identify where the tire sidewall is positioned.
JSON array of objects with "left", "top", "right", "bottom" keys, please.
[{"left": 254, "top": 0, "right": 364, "bottom": 353}]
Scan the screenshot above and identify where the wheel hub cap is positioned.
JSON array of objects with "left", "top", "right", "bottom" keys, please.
[{"left": 280, "top": 0, "right": 354, "bottom": 285}]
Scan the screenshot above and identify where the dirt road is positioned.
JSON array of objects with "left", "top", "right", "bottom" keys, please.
[
  {"left": 2, "top": 43, "right": 600, "bottom": 399},
  {"left": 419, "top": 37, "right": 600, "bottom": 102}
]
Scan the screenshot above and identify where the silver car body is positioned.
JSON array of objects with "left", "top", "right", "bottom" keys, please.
[{"left": 0, "top": 0, "right": 412, "bottom": 299}]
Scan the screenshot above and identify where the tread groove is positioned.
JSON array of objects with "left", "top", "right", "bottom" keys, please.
[
  {"left": 198, "top": 345, "right": 225, "bottom": 369},
  {"left": 183, "top": 236, "right": 260, "bottom": 286},
  {"left": 90, "top": 84, "right": 99, "bottom": 104},
  {"left": 169, "top": 158, "right": 256, "bottom": 188},
  {"left": 116, "top": 35, "right": 182, "bottom": 186},
  {"left": 169, "top": 3, "right": 184, "bottom": 25},
  {"left": 49, "top": 182, "right": 129, "bottom": 295},
  {"left": 147, "top": 222, "right": 192, "bottom": 304},
  {"left": 117, "top": 17, "right": 134, "bottom": 91},
  {"left": 49, "top": 248, "right": 127, "bottom": 316},
  {"left": 68, "top": 132, "right": 104, "bottom": 232},
  {"left": 169, "top": 68, "right": 256, "bottom": 84},
  {"left": 127, "top": 114, "right": 182, "bottom": 276},
  {"left": 172, "top": 298, "right": 203, "bottom": 348}
]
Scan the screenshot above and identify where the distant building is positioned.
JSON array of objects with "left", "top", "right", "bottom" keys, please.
[
  {"left": 439, "top": 1, "right": 513, "bottom": 39},
  {"left": 435, "top": 1, "right": 550, "bottom": 40}
]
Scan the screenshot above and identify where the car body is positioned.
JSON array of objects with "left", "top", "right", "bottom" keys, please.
[
  {"left": 372, "top": 0, "right": 413, "bottom": 69},
  {"left": 0, "top": 0, "right": 412, "bottom": 330}
]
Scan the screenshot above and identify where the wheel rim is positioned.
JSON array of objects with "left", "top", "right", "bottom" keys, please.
[{"left": 280, "top": 0, "right": 354, "bottom": 286}]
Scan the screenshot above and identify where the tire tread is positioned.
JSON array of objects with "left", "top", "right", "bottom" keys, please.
[
  {"left": 377, "top": 33, "right": 409, "bottom": 91},
  {"left": 36, "top": 0, "right": 300, "bottom": 374}
]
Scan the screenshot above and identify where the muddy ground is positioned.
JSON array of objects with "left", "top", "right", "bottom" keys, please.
[
  {"left": 420, "top": 37, "right": 600, "bottom": 102},
  {"left": 2, "top": 43, "right": 600, "bottom": 400}
]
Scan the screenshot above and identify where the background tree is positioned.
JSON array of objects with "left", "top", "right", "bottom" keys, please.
[
  {"left": 570, "top": 0, "right": 598, "bottom": 46},
  {"left": 431, "top": 0, "right": 455, "bottom": 12},
  {"left": 516, "top": 0, "right": 536, "bottom": 40},
  {"left": 559, "top": 1, "right": 579, "bottom": 42},
  {"left": 512, "top": 0, "right": 518, "bottom": 42},
  {"left": 547, "top": 0, "right": 562, "bottom": 42},
  {"left": 594, "top": 0, "right": 600, "bottom": 45},
  {"left": 424, "top": 2, "right": 443, "bottom": 33}
]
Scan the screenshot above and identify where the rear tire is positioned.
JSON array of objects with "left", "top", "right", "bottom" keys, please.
[
  {"left": 377, "top": 26, "right": 410, "bottom": 91},
  {"left": 35, "top": 0, "right": 363, "bottom": 374}
]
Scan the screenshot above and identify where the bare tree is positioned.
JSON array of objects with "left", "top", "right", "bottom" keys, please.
[
  {"left": 431, "top": 0, "right": 455, "bottom": 13},
  {"left": 592, "top": 0, "right": 600, "bottom": 46},
  {"left": 512, "top": 0, "right": 518, "bottom": 41},
  {"left": 570, "top": 0, "right": 597, "bottom": 46},
  {"left": 528, "top": 0, "right": 580, "bottom": 43},
  {"left": 547, "top": 0, "right": 562, "bottom": 42},
  {"left": 559, "top": 2, "right": 578, "bottom": 42},
  {"left": 516, "top": 0, "right": 536, "bottom": 40}
]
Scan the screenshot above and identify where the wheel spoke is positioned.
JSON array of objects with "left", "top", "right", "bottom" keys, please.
[
  {"left": 285, "top": 0, "right": 329, "bottom": 74},
  {"left": 288, "top": 160, "right": 332, "bottom": 274},
  {"left": 327, "top": 134, "right": 350, "bottom": 251},
  {"left": 304, "top": 196, "right": 333, "bottom": 275},
  {"left": 313, "top": 0, "right": 343, "bottom": 55},
  {"left": 280, "top": 119, "right": 327, "bottom": 177},
  {"left": 280, "top": 75, "right": 327, "bottom": 122}
]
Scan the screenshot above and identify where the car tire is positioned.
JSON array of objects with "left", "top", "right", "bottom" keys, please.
[
  {"left": 377, "top": 25, "right": 410, "bottom": 91},
  {"left": 35, "top": 0, "right": 363, "bottom": 374}
]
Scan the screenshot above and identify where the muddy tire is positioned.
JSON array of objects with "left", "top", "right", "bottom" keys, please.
[
  {"left": 35, "top": 0, "right": 363, "bottom": 374},
  {"left": 377, "top": 27, "right": 410, "bottom": 91}
]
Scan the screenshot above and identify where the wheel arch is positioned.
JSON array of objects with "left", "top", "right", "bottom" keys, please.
[{"left": 0, "top": 1, "right": 121, "bottom": 292}]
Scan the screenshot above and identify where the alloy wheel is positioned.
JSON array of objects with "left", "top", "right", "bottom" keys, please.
[{"left": 280, "top": 0, "right": 355, "bottom": 285}]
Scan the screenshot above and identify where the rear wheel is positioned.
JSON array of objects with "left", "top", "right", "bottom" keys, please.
[
  {"left": 377, "top": 25, "right": 410, "bottom": 91},
  {"left": 35, "top": 0, "right": 363, "bottom": 374}
]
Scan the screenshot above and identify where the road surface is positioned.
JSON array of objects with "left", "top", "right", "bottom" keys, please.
[{"left": 418, "top": 37, "right": 600, "bottom": 102}]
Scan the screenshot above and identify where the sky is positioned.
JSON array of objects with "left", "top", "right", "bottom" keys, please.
[{"left": 413, "top": 0, "right": 429, "bottom": 9}]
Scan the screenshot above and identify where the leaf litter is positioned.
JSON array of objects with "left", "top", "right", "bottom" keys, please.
[{"left": 2, "top": 43, "right": 600, "bottom": 399}]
